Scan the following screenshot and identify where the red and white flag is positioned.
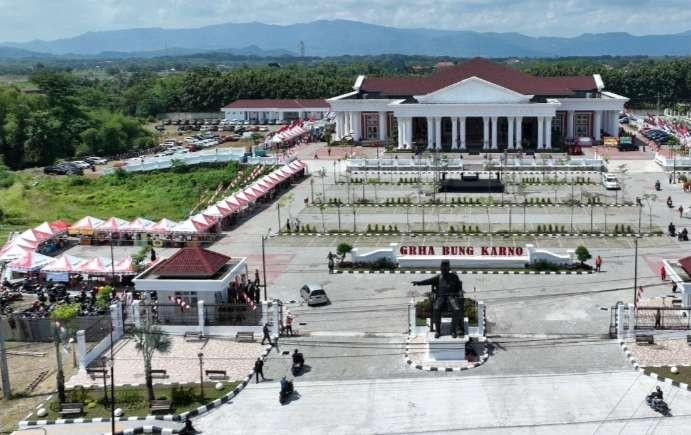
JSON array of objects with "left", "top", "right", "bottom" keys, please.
[
  {"left": 169, "top": 296, "right": 190, "bottom": 311},
  {"left": 240, "top": 290, "right": 256, "bottom": 310}
]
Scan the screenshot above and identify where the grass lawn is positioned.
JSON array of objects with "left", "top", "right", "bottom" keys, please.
[
  {"left": 644, "top": 366, "right": 691, "bottom": 385},
  {"left": 41, "top": 382, "right": 239, "bottom": 420},
  {"left": 0, "top": 162, "right": 264, "bottom": 230}
]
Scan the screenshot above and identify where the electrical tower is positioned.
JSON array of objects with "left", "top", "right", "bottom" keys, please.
[{"left": 299, "top": 40, "right": 305, "bottom": 58}]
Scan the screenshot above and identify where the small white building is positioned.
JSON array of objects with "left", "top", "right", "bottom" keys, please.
[
  {"left": 133, "top": 247, "right": 249, "bottom": 306},
  {"left": 328, "top": 57, "right": 628, "bottom": 150},
  {"left": 222, "top": 99, "right": 330, "bottom": 123}
]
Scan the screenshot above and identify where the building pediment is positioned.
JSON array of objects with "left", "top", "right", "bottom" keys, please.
[{"left": 415, "top": 76, "right": 533, "bottom": 104}]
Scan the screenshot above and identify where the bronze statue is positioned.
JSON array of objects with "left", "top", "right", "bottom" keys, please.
[{"left": 412, "top": 260, "right": 464, "bottom": 339}]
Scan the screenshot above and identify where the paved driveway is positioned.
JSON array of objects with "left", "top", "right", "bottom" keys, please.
[{"left": 195, "top": 371, "right": 691, "bottom": 434}]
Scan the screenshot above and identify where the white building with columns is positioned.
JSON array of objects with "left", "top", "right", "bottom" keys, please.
[
  {"left": 222, "top": 99, "right": 330, "bottom": 123},
  {"left": 328, "top": 58, "right": 628, "bottom": 151}
]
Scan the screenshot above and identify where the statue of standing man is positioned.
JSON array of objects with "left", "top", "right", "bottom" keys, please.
[{"left": 412, "top": 260, "right": 464, "bottom": 339}]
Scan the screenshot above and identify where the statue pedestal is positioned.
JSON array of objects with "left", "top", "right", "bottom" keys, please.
[{"left": 424, "top": 320, "right": 469, "bottom": 362}]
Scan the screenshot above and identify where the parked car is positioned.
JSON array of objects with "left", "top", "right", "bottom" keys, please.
[
  {"left": 44, "top": 163, "right": 83, "bottom": 176},
  {"left": 84, "top": 156, "right": 108, "bottom": 165},
  {"left": 70, "top": 160, "right": 92, "bottom": 169},
  {"left": 602, "top": 173, "right": 620, "bottom": 190},
  {"left": 300, "top": 284, "right": 329, "bottom": 306}
]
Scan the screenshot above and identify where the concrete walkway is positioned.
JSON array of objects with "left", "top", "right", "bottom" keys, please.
[{"left": 195, "top": 370, "right": 691, "bottom": 434}]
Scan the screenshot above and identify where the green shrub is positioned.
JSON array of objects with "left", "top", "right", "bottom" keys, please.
[
  {"left": 170, "top": 386, "right": 197, "bottom": 406},
  {"left": 116, "top": 388, "right": 144, "bottom": 407}
]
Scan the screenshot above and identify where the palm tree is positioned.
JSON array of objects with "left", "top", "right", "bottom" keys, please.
[{"left": 134, "top": 307, "right": 171, "bottom": 403}]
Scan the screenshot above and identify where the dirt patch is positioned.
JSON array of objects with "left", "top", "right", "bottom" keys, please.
[{"left": 0, "top": 342, "right": 79, "bottom": 433}]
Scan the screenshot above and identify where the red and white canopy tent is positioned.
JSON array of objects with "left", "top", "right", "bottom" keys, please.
[
  {"left": 96, "top": 217, "right": 130, "bottom": 233},
  {"left": 122, "top": 217, "right": 156, "bottom": 233},
  {"left": 0, "top": 243, "right": 34, "bottom": 263},
  {"left": 78, "top": 257, "right": 112, "bottom": 276},
  {"left": 149, "top": 218, "right": 179, "bottom": 233},
  {"left": 68, "top": 216, "right": 105, "bottom": 236},
  {"left": 41, "top": 254, "right": 86, "bottom": 273},
  {"left": 7, "top": 251, "right": 56, "bottom": 273},
  {"left": 112, "top": 257, "right": 136, "bottom": 275}
]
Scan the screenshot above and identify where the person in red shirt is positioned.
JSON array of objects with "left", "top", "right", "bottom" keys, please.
[
  {"left": 595, "top": 256, "right": 603, "bottom": 272},
  {"left": 661, "top": 265, "right": 667, "bottom": 281},
  {"left": 285, "top": 312, "right": 294, "bottom": 336}
]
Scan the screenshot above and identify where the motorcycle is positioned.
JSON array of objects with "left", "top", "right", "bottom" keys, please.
[
  {"left": 646, "top": 394, "right": 671, "bottom": 416},
  {"left": 291, "top": 352, "right": 305, "bottom": 376},
  {"left": 279, "top": 378, "right": 296, "bottom": 404},
  {"left": 655, "top": 181, "right": 661, "bottom": 191},
  {"left": 667, "top": 197, "right": 674, "bottom": 208}
]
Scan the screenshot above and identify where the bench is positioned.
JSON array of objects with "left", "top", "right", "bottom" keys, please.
[
  {"left": 86, "top": 368, "right": 107, "bottom": 379},
  {"left": 636, "top": 334, "right": 654, "bottom": 345},
  {"left": 149, "top": 400, "right": 172, "bottom": 413},
  {"left": 236, "top": 331, "right": 255, "bottom": 342},
  {"left": 184, "top": 331, "right": 203, "bottom": 342},
  {"left": 150, "top": 369, "right": 168, "bottom": 379},
  {"left": 205, "top": 369, "right": 227, "bottom": 380},
  {"left": 59, "top": 402, "right": 84, "bottom": 417}
]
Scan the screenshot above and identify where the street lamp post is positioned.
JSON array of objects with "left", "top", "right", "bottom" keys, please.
[
  {"left": 198, "top": 352, "right": 204, "bottom": 400},
  {"left": 261, "top": 228, "right": 270, "bottom": 301}
]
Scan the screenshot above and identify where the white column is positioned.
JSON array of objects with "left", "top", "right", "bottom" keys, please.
[
  {"left": 459, "top": 117, "right": 467, "bottom": 150},
  {"left": 593, "top": 110, "right": 602, "bottom": 141},
  {"left": 567, "top": 110, "right": 576, "bottom": 138},
  {"left": 405, "top": 117, "right": 413, "bottom": 149},
  {"left": 336, "top": 112, "right": 344, "bottom": 138},
  {"left": 378, "top": 111, "right": 387, "bottom": 141},
  {"left": 515, "top": 117, "right": 523, "bottom": 149},
  {"left": 434, "top": 117, "right": 442, "bottom": 149},
  {"left": 397, "top": 117, "right": 404, "bottom": 149},
  {"left": 132, "top": 300, "right": 142, "bottom": 329},
  {"left": 507, "top": 117, "right": 515, "bottom": 150},
  {"left": 279, "top": 111, "right": 285, "bottom": 121},
  {"left": 451, "top": 117, "right": 458, "bottom": 149},
  {"left": 491, "top": 116, "right": 498, "bottom": 150},
  {"left": 609, "top": 110, "right": 620, "bottom": 137},
  {"left": 426, "top": 117, "right": 434, "bottom": 149},
  {"left": 76, "top": 330, "right": 87, "bottom": 370},
  {"left": 482, "top": 116, "right": 490, "bottom": 149},
  {"left": 352, "top": 112, "right": 362, "bottom": 141},
  {"left": 477, "top": 301, "right": 486, "bottom": 337},
  {"left": 537, "top": 117, "right": 545, "bottom": 149},
  {"left": 197, "top": 300, "right": 205, "bottom": 336},
  {"left": 547, "top": 117, "right": 554, "bottom": 149}
]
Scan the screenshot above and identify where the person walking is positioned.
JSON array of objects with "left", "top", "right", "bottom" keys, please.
[
  {"left": 655, "top": 309, "right": 662, "bottom": 329},
  {"left": 327, "top": 252, "right": 335, "bottom": 274},
  {"left": 595, "top": 255, "right": 602, "bottom": 272},
  {"left": 285, "top": 312, "right": 294, "bottom": 336},
  {"left": 254, "top": 358, "right": 265, "bottom": 383},
  {"left": 286, "top": 218, "right": 291, "bottom": 232},
  {"left": 660, "top": 265, "right": 667, "bottom": 281},
  {"left": 261, "top": 323, "right": 272, "bottom": 346},
  {"left": 680, "top": 205, "right": 685, "bottom": 218}
]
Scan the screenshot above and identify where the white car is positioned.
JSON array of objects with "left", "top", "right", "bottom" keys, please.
[
  {"left": 70, "top": 160, "right": 92, "bottom": 169},
  {"left": 85, "top": 156, "right": 107, "bottom": 165},
  {"left": 300, "top": 284, "right": 329, "bottom": 306},
  {"left": 602, "top": 174, "right": 620, "bottom": 190}
]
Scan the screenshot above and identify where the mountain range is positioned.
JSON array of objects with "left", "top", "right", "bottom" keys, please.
[{"left": 2, "top": 19, "right": 691, "bottom": 58}]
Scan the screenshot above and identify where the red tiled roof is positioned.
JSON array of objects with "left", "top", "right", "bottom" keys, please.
[
  {"left": 360, "top": 58, "right": 597, "bottom": 97},
  {"left": 154, "top": 247, "right": 231, "bottom": 278},
  {"left": 223, "top": 99, "right": 330, "bottom": 109},
  {"left": 679, "top": 256, "right": 691, "bottom": 276}
]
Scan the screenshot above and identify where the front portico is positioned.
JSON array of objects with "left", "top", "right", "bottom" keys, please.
[{"left": 328, "top": 58, "right": 628, "bottom": 151}]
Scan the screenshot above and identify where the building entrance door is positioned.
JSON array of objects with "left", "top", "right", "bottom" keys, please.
[{"left": 465, "top": 117, "right": 484, "bottom": 151}]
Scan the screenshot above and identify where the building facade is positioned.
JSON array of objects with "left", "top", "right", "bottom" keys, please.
[
  {"left": 222, "top": 99, "right": 330, "bottom": 123},
  {"left": 328, "top": 58, "right": 628, "bottom": 150}
]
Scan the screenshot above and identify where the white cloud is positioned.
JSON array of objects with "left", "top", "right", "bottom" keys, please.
[{"left": 1, "top": 0, "right": 691, "bottom": 42}]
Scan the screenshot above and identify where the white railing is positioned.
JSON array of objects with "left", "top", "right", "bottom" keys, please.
[{"left": 106, "top": 148, "right": 246, "bottom": 173}]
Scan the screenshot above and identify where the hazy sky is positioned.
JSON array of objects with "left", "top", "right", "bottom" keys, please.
[{"left": 1, "top": 0, "right": 691, "bottom": 42}]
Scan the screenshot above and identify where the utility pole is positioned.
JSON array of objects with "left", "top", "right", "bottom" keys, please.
[
  {"left": 0, "top": 318, "right": 11, "bottom": 399},
  {"left": 53, "top": 322, "right": 66, "bottom": 403},
  {"left": 633, "top": 237, "right": 639, "bottom": 308}
]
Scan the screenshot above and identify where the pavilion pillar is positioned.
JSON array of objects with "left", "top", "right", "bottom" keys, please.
[
  {"left": 567, "top": 110, "right": 576, "bottom": 139},
  {"left": 459, "top": 117, "right": 467, "bottom": 150},
  {"left": 378, "top": 111, "right": 387, "bottom": 141},
  {"left": 451, "top": 117, "right": 458, "bottom": 149},
  {"left": 515, "top": 117, "right": 523, "bottom": 149},
  {"left": 609, "top": 110, "right": 620, "bottom": 137},
  {"left": 482, "top": 116, "right": 490, "bottom": 150},
  {"left": 352, "top": 112, "right": 362, "bottom": 141},
  {"left": 397, "top": 117, "right": 404, "bottom": 149},
  {"left": 336, "top": 112, "right": 345, "bottom": 139},
  {"left": 434, "top": 117, "right": 442, "bottom": 150},
  {"left": 593, "top": 110, "right": 602, "bottom": 142},
  {"left": 547, "top": 117, "right": 554, "bottom": 149},
  {"left": 405, "top": 117, "right": 413, "bottom": 149},
  {"left": 491, "top": 116, "right": 498, "bottom": 150},
  {"left": 507, "top": 117, "right": 515, "bottom": 150},
  {"left": 537, "top": 117, "right": 545, "bottom": 149},
  {"left": 426, "top": 117, "right": 434, "bottom": 149}
]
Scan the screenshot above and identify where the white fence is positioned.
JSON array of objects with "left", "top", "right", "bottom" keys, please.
[
  {"left": 490, "top": 157, "right": 604, "bottom": 171},
  {"left": 349, "top": 158, "right": 464, "bottom": 172},
  {"left": 105, "top": 148, "right": 246, "bottom": 173},
  {"left": 76, "top": 302, "right": 123, "bottom": 370},
  {"left": 655, "top": 152, "right": 691, "bottom": 170}
]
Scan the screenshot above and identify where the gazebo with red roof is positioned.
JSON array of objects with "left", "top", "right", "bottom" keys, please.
[
  {"left": 327, "top": 57, "right": 628, "bottom": 151},
  {"left": 133, "top": 247, "right": 249, "bottom": 308}
]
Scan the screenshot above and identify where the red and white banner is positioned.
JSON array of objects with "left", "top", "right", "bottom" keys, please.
[
  {"left": 169, "top": 296, "right": 190, "bottom": 311},
  {"left": 240, "top": 290, "right": 256, "bottom": 310}
]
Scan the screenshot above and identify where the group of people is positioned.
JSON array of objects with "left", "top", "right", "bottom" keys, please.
[{"left": 228, "top": 270, "right": 262, "bottom": 304}]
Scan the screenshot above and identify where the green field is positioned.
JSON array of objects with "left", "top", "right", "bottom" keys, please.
[{"left": 0, "top": 163, "right": 255, "bottom": 236}]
